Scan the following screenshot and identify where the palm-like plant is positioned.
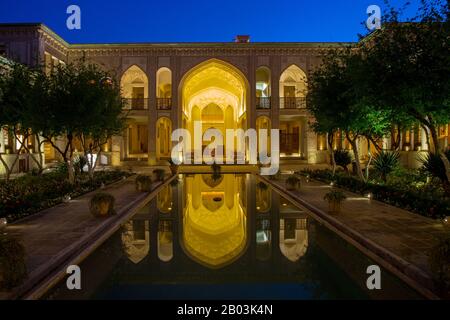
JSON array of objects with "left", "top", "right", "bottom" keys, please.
[
  {"left": 421, "top": 150, "right": 450, "bottom": 195},
  {"left": 334, "top": 150, "right": 352, "bottom": 173},
  {"left": 373, "top": 151, "right": 400, "bottom": 183}
]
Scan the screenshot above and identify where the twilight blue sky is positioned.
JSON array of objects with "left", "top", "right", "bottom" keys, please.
[{"left": 0, "top": 0, "right": 421, "bottom": 43}]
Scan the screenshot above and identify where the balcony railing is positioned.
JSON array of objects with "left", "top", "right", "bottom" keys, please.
[
  {"left": 280, "top": 97, "right": 306, "bottom": 109},
  {"left": 157, "top": 98, "right": 172, "bottom": 110},
  {"left": 123, "top": 98, "right": 148, "bottom": 110},
  {"left": 256, "top": 97, "right": 271, "bottom": 109}
]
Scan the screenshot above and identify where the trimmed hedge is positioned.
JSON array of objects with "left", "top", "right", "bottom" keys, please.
[
  {"left": 301, "top": 169, "right": 449, "bottom": 219},
  {"left": 0, "top": 169, "right": 131, "bottom": 222}
]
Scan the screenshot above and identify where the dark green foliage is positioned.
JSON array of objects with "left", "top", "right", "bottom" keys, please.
[
  {"left": 135, "top": 175, "right": 153, "bottom": 192},
  {"left": 0, "top": 234, "right": 27, "bottom": 289},
  {"left": 334, "top": 150, "right": 352, "bottom": 172},
  {"left": 89, "top": 192, "right": 115, "bottom": 217},
  {"left": 324, "top": 190, "right": 347, "bottom": 203},
  {"left": 421, "top": 151, "right": 450, "bottom": 184},
  {"left": 152, "top": 169, "right": 166, "bottom": 182},
  {"left": 305, "top": 169, "right": 449, "bottom": 219},
  {"left": 373, "top": 151, "right": 401, "bottom": 182},
  {"left": 0, "top": 169, "right": 130, "bottom": 222}
]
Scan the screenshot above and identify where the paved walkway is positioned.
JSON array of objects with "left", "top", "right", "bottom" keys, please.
[
  {"left": 0, "top": 175, "right": 169, "bottom": 299},
  {"left": 261, "top": 174, "right": 449, "bottom": 298}
]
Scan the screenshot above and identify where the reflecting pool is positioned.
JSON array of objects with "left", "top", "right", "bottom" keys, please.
[{"left": 45, "top": 174, "right": 422, "bottom": 300}]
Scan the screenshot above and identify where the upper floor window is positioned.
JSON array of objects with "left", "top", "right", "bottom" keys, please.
[
  {"left": 156, "top": 67, "right": 172, "bottom": 110},
  {"left": 256, "top": 67, "right": 271, "bottom": 109}
]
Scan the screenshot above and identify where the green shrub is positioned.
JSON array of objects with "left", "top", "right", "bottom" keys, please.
[
  {"left": 152, "top": 169, "right": 166, "bottom": 182},
  {"left": 324, "top": 190, "right": 347, "bottom": 203},
  {"left": 286, "top": 176, "right": 301, "bottom": 190},
  {"left": 306, "top": 169, "right": 449, "bottom": 219},
  {"left": 334, "top": 150, "right": 352, "bottom": 172},
  {"left": 89, "top": 192, "right": 115, "bottom": 217},
  {"left": 373, "top": 151, "right": 401, "bottom": 182},
  {"left": 135, "top": 175, "right": 153, "bottom": 192},
  {"left": 0, "top": 234, "right": 27, "bottom": 290},
  {"left": 0, "top": 170, "right": 130, "bottom": 222}
]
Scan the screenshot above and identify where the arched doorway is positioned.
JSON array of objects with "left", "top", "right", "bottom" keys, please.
[
  {"left": 179, "top": 59, "right": 249, "bottom": 163},
  {"left": 156, "top": 117, "right": 172, "bottom": 160}
]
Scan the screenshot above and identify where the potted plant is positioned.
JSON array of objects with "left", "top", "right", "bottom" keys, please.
[
  {"left": 323, "top": 190, "right": 346, "bottom": 214},
  {"left": 286, "top": 176, "right": 300, "bottom": 191},
  {"left": 152, "top": 169, "right": 166, "bottom": 182},
  {"left": 89, "top": 192, "right": 115, "bottom": 217},
  {"left": 135, "top": 175, "right": 152, "bottom": 192},
  {"left": 168, "top": 159, "right": 179, "bottom": 175},
  {"left": 0, "top": 234, "right": 27, "bottom": 290}
]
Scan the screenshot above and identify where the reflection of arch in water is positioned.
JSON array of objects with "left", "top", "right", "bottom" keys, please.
[
  {"left": 180, "top": 174, "right": 249, "bottom": 268},
  {"left": 157, "top": 184, "right": 173, "bottom": 213},
  {"left": 256, "top": 219, "right": 271, "bottom": 261},
  {"left": 279, "top": 218, "right": 308, "bottom": 262},
  {"left": 158, "top": 220, "right": 173, "bottom": 262},
  {"left": 256, "top": 181, "right": 271, "bottom": 213},
  {"left": 121, "top": 220, "right": 150, "bottom": 264}
]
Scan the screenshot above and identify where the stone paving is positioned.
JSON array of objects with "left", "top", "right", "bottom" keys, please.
[
  {"left": 0, "top": 174, "right": 167, "bottom": 299},
  {"left": 261, "top": 174, "right": 449, "bottom": 297}
]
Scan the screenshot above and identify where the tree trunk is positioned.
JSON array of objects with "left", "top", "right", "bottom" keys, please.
[
  {"left": 365, "top": 138, "right": 373, "bottom": 180},
  {"left": 328, "top": 133, "right": 336, "bottom": 176},
  {"left": 347, "top": 134, "right": 365, "bottom": 181},
  {"left": 429, "top": 124, "right": 450, "bottom": 184}
]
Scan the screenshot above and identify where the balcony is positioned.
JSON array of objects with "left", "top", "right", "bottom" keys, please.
[
  {"left": 157, "top": 98, "right": 172, "bottom": 110},
  {"left": 123, "top": 98, "right": 148, "bottom": 110},
  {"left": 256, "top": 97, "right": 271, "bottom": 109},
  {"left": 280, "top": 97, "right": 306, "bottom": 109}
]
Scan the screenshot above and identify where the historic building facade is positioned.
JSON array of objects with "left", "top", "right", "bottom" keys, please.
[{"left": 0, "top": 23, "right": 448, "bottom": 172}]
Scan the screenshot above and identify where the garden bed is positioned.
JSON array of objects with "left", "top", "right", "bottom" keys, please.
[
  {"left": 298, "top": 169, "right": 450, "bottom": 219},
  {"left": 0, "top": 169, "right": 131, "bottom": 222}
]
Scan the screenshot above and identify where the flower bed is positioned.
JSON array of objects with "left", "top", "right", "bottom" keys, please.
[
  {"left": 299, "top": 169, "right": 450, "bottom": 219},
  {"left": 0, "top": 169, "right": 131, "bottom": 222}
]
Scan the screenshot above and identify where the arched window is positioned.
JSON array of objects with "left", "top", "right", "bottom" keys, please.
[
  {"left": 121, "top": 65, "right": 148, "bottom": 110},
  {"left": 156, "top": 67, "right": 172, "bottom": 110},
  {"left": 279, "top": 65, "right": 307, "bottom": 109},
  {"left": 256, "top": 67, "right": 271, "bottom": 109}
]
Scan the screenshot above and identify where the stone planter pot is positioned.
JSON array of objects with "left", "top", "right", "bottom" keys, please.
[
  {"left": 327, "top": 200, "right": 342, "bottom": 214},
  {"left": 286, "top": 181, "right": 299, "bottom": 191},
  {"left": 89, "top": 193, "right": 115, "bottom": 217}
]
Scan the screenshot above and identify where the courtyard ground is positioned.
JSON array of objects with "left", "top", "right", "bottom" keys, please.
[{"left": 260, "top": 173, "right": 449, "bottom": 299}]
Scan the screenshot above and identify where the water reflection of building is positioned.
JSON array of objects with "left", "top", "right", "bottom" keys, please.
[
  {"left": 181, "top": 174, "right": 248, "bottom": 268},
  {"left": 121, "top": 219, "right": 150, "bottom": 264},
  {"left": 120, "top": 175, "right": 309, "bottom": 268}
]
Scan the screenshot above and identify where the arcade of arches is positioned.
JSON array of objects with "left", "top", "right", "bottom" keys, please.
[{"left": 116, "top": 60, "right": 323, "bottom": 165}]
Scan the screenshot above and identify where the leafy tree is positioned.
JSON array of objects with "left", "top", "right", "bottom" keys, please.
[
  {"left": 308, "top": 49, "right": 391, "bottom": 181},
  {"left": 0, "top": 63, "right": 38, "bottom": 180},
  {"left": 31, "top": 61, "right": 125, "bottom": 183},
  {"left": 361, "top": 0, "right": 450, "bottom": 183}
]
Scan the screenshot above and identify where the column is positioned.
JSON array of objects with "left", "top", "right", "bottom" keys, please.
[{"left": 148, "top": 57, "right": 157, "bottom": 165}]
